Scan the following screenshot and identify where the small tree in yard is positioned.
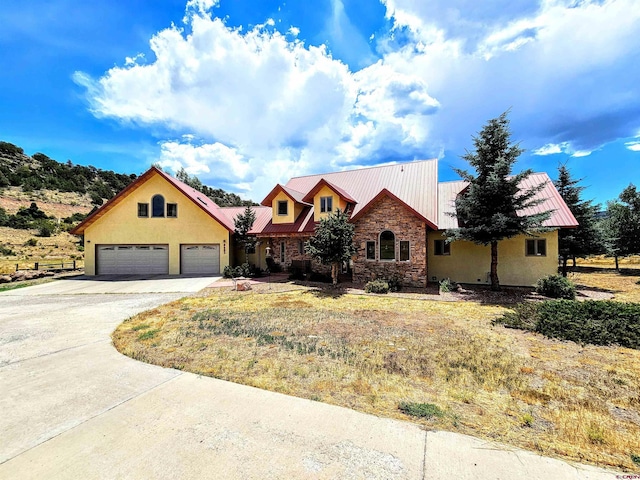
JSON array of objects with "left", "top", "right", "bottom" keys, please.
[
  {"left": 234, "top": 206, "right": 257, "bottom": 264},
  {"left": 446, "top": 111, "right": 551, "bottom": 291},
  {"left": 554, "top": 163, "right": 603, "bottom": 276},
  {"left": 305, "top": 208, "right": 357, "bottom": 285}
]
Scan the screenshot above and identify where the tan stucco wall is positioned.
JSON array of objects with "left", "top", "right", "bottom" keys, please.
[
  {"left": 427, "top": 230, "right": 558, "bottom": 286},
  {"left": 83, "top": 173, "right": 231, "bottom": 275},
  {"left": 313, "top": 185, "right": 348, "bottom": 222},
  {"left": 232, "top": 241, "right": 269, "bottom": 270},
  {"left": 271, "top": 191, "right": 304, "bottom": 224}
]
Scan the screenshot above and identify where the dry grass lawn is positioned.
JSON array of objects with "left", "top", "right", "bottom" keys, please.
[{"left": 114, "top": 272, "right": 640, "bottom": 472}]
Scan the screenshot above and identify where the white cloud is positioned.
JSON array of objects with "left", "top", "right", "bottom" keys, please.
[
  {"left": 77, "top": 0, "right": 640, "bottom": 200},
  {"left": 625, "top": 140, "right": 640, "bottom": 152}
]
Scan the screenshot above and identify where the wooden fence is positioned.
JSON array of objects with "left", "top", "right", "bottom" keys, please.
[{"left": 17, "top": 261, "right": 78, "bottom": 272}]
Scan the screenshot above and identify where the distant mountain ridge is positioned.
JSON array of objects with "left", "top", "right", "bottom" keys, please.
[{"left": 0, "top": 141, "right": 253, "bottom": 207}]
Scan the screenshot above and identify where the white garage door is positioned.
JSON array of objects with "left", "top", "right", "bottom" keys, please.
[
  {"left": 97, "top": 245, "right": 169, "bottom": 275},
  {"left": 181, "top": 244, "right": 220, "bottom": 274}
]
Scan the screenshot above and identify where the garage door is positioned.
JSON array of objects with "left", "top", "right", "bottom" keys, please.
[
  {"left": 181, "top": 244, "right": 220, "bottom": 274},
  {"left": 97, "top": 245, "right": 169, "bottom": 275}
]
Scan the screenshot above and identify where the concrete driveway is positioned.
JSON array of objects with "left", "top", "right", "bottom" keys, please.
[{"left": 0, "top": 280, "right": 619, "bottom": 479}]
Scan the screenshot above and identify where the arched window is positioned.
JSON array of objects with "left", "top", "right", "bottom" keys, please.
[
  {"left": 152, "top": 195, "right": 165, "bottom": 217},
  {"left": 379, "top": 230, "right": 395, "bottom": 260}
]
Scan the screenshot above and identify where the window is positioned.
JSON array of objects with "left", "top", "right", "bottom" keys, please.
[
  {"left": 280, "top": 241, "right": 286, "bottom": 263},
  {"left": 152, "top": 195, "right": 165, "bottom": 217},
  {"left": 366, "top": 241, "right": 375, "bottom": 260},
  {"left": 277, "top": 200, "right": 288, "bottom": 216},
  {"left": 298, "top": 240, "right": 304, "bottom": 254},
  {"left": 434, "top": 240, "right": 450, "bottom": 256},
  {"left": 320, "top": 196, "right": 333, "bottom": 213},
  {"left": 246, "top": 244, "right": 256, "bottom": 255},
  {"left": 138, "top": 203, "right": 149, "bottom": 217},
  {"left": 380, "top": 230, "right": 395, "bottom": 260},
  {"left": 167, "top": 203, "right": 178, "bottom": 218},
  {"left": 526, "top": 239, "right": 547, "bottom": 256},
  {"left": 400, "top": 241, "right": 410, "bottom": 261}
]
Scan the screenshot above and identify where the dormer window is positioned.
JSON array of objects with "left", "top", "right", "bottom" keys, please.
[
  {"left": 320, "top": 196, "right": 333, "bottom": 213},
  {"left": 278, "top": 200, "right": 288, "bottom": 216},
  {"left": 152, "top": 195, "right": 165, "bottom": 217}
]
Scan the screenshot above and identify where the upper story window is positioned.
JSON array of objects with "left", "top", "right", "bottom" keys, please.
[
  {"left": 167, "top": 203, "right": 178, "bottom": 218},
  {"left": 138, "top": 203, "right": 149, "bottom": 217},
  {"left": 526, "top": 238, "right": 546, "bottom": 256},
  {"left": 152, "top": 195, "right": 165, "bottom": 217},
  {"left": 320, "top": 196, "right": 333, "bottom": 213},
  {"left": 277, "top": 200, "right": 288, "bottom": 216},
  {"left": 380, "top": 230, "right": 395, "bottom": 260},
  {"left": 434, "top": 239, "right": 450, "bottom": 256}
]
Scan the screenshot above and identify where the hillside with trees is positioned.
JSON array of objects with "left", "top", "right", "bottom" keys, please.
[{"left": 0, "top": 141, "right": 255, "bottom": 272}]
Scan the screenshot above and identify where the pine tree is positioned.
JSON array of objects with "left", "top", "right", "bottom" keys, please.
[
  {"left": 446, "top": 111, "right": 551, "bottom": 291},
  {"left": 233, "top": 206, "right": 257, "bottom": 264},
  {"left": 554, "top": 163, "right": 603, "bottom": 276},
  {"left": 603, "top": 184, "right": 640, "bottom": 269},
  {"left": 305, "top": 209, "right": 357, "bottom": 285}
]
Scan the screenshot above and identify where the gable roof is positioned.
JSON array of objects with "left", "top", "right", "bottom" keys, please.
[
  {"left": 219, "top": 206, "right": 272, "bottom": 234},
  {"left": 436, "top": 173, "right": 579, "bottom": 230},
  {"left": 287, "top": 160, "right": 439, "bottom": 224},
  {"left": 71, "top": 166, "right": 235, "bottom": 235},
  {"left": 260, "top": 184, "right": 311, "bottom": 207},
  {"left": 350, "top": 188, "right": 438, "bottom": 229},
  {"left": 301, "top": 178, "right": 358, "bottom": 204}
]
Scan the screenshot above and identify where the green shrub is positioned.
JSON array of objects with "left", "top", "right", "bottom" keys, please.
[
  {"left": 494, "top": 300, "right": 640, "bottom": 349},
  {"left": 24, "top": 238, "right": 38, "bottom": 247},
  {"left": 365, "top": 279, "right": 390, "bottom": 294},
  {"left": 398, "top": 402, "right": 444, "bottom": 419},
  {"left": 439, "top": 278, "right": 456, "bottom": 293},
  {"left": 631, "top": 453, "right": 640, "bottom": 466},
  {"left": 36, "top": 220, "right": 55, "bottom": 237},
  {"left": 223, "top": 265, "right": 234, "bottom": 278},
  {"left": 535, "top": 274, "right": 576, "bottom": 300},
  {"left": 0, "top": 245, "right": 15, "bottom": 256},
  {"left": 386, "top": 276, "right": 402, "bottom": 292}
]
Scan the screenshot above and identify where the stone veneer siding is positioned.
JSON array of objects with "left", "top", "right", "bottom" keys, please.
[
  {"left": 263, "top": 235, "right": 331, "bottom": 275},
  {"left": 352, "top": 196, "right": 428, "bottom": 288}
]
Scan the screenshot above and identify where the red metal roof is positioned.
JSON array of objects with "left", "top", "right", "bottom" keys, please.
[
  {"left": 436, "top": 173, "right": 578, "bottom": 230},
  {"left": 260, "top": 206, "right": 316, "bottom": 235},
  {"left": 219, "top": 206, "right": 272, "bottom": 234},
  {"left": 286, "top": 160, "right": 439, "bottom": 224},
  {"left": 260, "top": 184, "right": 311, "bottom": 207},
  {"left": 71, "top": 166, "right": 235, "bottom": 234},
  {"left": 301, "top": 178, "right": 358, "bottom": 204}
]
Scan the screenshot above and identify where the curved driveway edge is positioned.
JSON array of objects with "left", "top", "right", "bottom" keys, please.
[{"left": 0, "top": 279, "right": 622, "bottom": 479}]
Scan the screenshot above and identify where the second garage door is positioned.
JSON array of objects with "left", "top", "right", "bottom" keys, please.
[
  {"left": 181, "top": 244, "right": 220, "bottom": 274},
  {"left": 97, "top": 245, "right": 169, "bottom": 275}
]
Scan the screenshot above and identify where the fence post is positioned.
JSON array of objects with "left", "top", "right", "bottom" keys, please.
[
  {"left": 16, "top": 264, "right": 18, "bottom": 272},
  {"left": 73, "top": 260, "right": 76, "bottom": 270},
  {"left": 35, "top": 262, "right": 39, "bottom": 271}
]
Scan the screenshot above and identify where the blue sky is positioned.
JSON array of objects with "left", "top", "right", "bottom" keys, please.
[{"left": 1, "top": 0, "right": 639, "bottom": 206}]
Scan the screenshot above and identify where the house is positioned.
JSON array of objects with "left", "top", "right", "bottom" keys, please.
[
  {"left": 71, "top": 167, "right": 235, "bottom": 275},
  {"left": 73, "top": 160, "right": 578, "bottom": 286}
]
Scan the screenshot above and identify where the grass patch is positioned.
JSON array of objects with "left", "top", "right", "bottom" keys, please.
[
  {"left": 0, "top": 277, "right": 55, "bottom": 292},
  {"left": 398, "top": 402, "right": 444, "bottom": 419},
  {"left": 137, "top": 328, "right": 160, "bottom": 341},
  {"left": 631, "top": 453, "right": 640, "bottom": 466},
  {"left": 113, "top": 278, "right": 640, "bottom": 472}
]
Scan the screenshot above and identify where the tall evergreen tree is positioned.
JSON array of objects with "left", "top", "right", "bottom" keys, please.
[
  {"left": 233, "top": 206, "right": 257, "bottom": 264},
  {"left": 446, "top": 111, "right": 551, "bottom": 291},
  {"left": 554, "top": 163, "right": 603, "bottom": 276},
  {"left": 603, "top": 184, "right": 640, "bottom": 269},
  {"left": 305, "top": 209, "right": 357, "bottom": 285}
]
